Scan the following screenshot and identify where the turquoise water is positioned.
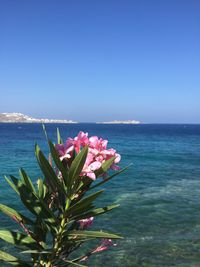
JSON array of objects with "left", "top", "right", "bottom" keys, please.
[{"left": 1, "top": 123, "right": 200, "bottom": 266}]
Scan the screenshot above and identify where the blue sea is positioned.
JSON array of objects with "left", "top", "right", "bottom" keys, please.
[{"left": 1, "top": 123, "right": 200, "bottom": 267}]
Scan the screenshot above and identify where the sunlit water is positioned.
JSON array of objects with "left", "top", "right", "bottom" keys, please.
[{"left": 0, "top": 123, "right": 200, "bottom": 267}]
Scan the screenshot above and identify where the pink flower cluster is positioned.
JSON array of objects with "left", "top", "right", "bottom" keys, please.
[{"left": 55, "top": 131, "right": 121, "bottom": 180}]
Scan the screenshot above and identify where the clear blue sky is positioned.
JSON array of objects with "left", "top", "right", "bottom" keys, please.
[{"left": 0, "top": 0, "right": 199, "bottom": 123}]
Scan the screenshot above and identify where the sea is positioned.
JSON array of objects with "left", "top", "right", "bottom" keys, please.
[{"left": 0, "top": 123, "right": 200, "bottom": 267}]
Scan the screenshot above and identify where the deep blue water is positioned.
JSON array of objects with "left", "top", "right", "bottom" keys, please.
[{"left": 1, "top": 123, "right": 200, "bottom": 266}]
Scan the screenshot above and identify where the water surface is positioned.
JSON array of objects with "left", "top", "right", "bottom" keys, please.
[{"left": 0, "top": 123, "right": 200, "bottom": 266}]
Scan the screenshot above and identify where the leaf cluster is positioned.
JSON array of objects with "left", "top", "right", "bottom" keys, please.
[{"left": 0, "top": 128, "right": 128, "bottom": 266}]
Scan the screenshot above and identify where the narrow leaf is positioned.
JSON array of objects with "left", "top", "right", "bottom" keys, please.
[
  {"left": 42, "top": 124, "right": 49, "bottom": 143},
  {"left": 0, "top": 250, "right": 31, "bottom": 266},
  {"left": 0, "top": 203, "right": 34, "bottom": 225},
  {"left": 61, "top": 259, "right": 87, "bottom": 267},
  {"left": 57, "top": 127, "right": 63, "bottom": 144},
  {"left": 90, "top": 164, "right": 132, "bottom": 190},
  {"left": 67, "top": 230, "right": 123, "bottom": 239},
  {"left": 21, "top": 250, "right": 50, "bottom": 254},
  {"left": 48, "top": 140, "right": 69, "bottom": 188},
  {"left": 67, "top": 190, "right": 104, "bottom": 216},
  {"left": 0, "top": 230, "right": 41, "bottom": 249},
  {"left": 68, "top": 146, "right": 88, "bottom": 191},
  {"left": 4, "top": 175, "right": 19, "bottom": 195},
  {"left": 37, "top": 178, "right": 44, "bottom": 199},
  {"left": 19, "top": 168, "right": 36, "bottom": 194},
  {"left": 72, "top": 204, "right": 119, "bottom": 221},
  {"left": 95, "top": 157, "right": 115, "bottom": 177},
  {"left": 16, "top": 181, "right": 57, "bottom": 228},
  {"left": 35, "top": 144, "right": 67, "bottom": 197}
]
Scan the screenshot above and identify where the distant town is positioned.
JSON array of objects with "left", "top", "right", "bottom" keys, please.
[
  {"left": 0, "top": 113, "right": 77, "bottom": 124},
  {"left": 0, "top": 113, "right": 141, "bottom": 124}
]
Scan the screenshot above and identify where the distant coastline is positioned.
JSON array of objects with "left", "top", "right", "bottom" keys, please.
[
  {"left": 0, "top": 113, "right": 77, "bottom": 124},
  {"left": 96, "top": 120, "right": 141, "bottom": 124},
  {"left": 0, "top": 113, "right": 142, "bottom": 125}
]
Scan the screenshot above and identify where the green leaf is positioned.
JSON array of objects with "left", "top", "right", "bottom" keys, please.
[
  {"left": 35, "top": 144, "right": 67, "bottom": 197},
  {"left": 60, "top": 259, "right": 87, "bottom": 267},
  {"left": 4, "top": 175, "right": 19, "bottom": 195},
  {"left": 68, "top": 146, "right": 88, "bottom": 191},
  {"left": 57, "top": 127, "right": 63, "bottom": 144},
  {"left": 0, "top": 230, "right": 41, "bottom": 249},
  {"left": 67, "top": 190, "right": 104, "bottom": 216},
  {"left": 67, "top": 230, "right": 123, "bottom": 239},
  {"left": 19, "top": 168, "right": 36, "bottom": 194},
  {"left": 16, "top": 181, "right": 57, "bottom": 228},
  {"left": 95, "top": 157, "right": 115, "bottom": 177},
  {"left": 90, "top": 164, "right": 132, "bottom": 190},
  {"left": 48, "top": 140, "right": 69, "bottom": 188},
  {"left": 66, "top": 237, "right": 95, "bottom": 244},
  {"left": 0, "top": 250, "right": 31, "bottom": 266},
  {"left": 0, "top": 203, "right": 34, "bottom": 225},
  {"left": 37, "top": 178, "right": 43, "bottom": 198},
  {"left": 42, "top": 124, "right": 49, "bottom": 142},
  {"left": 5, "top": 175, "right": 57, "bottom": 229},
  {"left": 72, "top": 204, "right": 119, "bottom": 221},
  {"left": 21, "top": 250, "right": 51, "bottom": 254},
  {"left": 37, "top": 178, "right": 46, "bottom": 199}
]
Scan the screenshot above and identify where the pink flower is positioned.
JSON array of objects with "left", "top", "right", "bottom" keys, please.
[
  {"left": 91, "top": 239, "right": 117, "bottom": 254},
  {"left": 91, "top": 245, "right": 108, "bottom": 253},
  {"left": 78, "top": 217, "right": 94, "bottom": 228},
  {"left": 55, "top": 143, "right": 74, "bottom": 161},
  {"left": 55, "top": 131, "right": 121, "bottom": 180},
  {"left": 101, "top": 238, "right": 117, "bottom": 247},
  {"left": 89, "top": 136, "right": 108, "bottom": 151},
  {"left": 79, "top": 238, "right": 117, "bottom": 262},
  {"left": 81, "top": 160, "right": 102, "bottom": 180},
  {"left": 73, "top": 131, "right": 89, "bottom": 153}
]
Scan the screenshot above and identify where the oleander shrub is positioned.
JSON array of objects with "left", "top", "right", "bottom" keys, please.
[{"left": 0, "top": 128, "right": 129, "bottom": 266}]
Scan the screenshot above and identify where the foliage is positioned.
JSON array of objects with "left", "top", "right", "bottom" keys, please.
[{"left": 0, "top": 128, "right": 128, "bottom": 266}]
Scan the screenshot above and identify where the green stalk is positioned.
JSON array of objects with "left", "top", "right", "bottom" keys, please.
[{"left": 46, "top": 216, "right": 67, "bottom": 265}]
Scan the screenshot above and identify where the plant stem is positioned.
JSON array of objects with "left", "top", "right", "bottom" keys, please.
[
  {"left": 46, "top": 261, "right": 53, "bottom": 267},
  {"left": 46, "top": 217, "right": 67, "bottom": 265}
]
